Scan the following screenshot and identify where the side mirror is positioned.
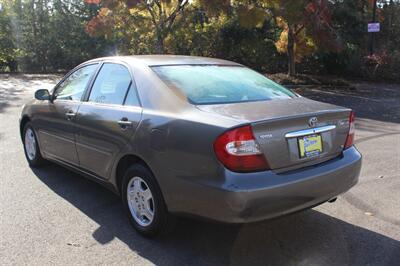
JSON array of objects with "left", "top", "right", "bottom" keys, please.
[{"left": 34, "top": 89, "right": 51, "bottom": 101}]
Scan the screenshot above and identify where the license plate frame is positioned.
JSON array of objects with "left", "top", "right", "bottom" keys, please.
[{"left": 297, "top": 134, "right": 323, "bottom": 158}]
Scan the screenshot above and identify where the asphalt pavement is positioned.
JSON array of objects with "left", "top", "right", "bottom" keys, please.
[{"left": 0, "top": 75, "right": 399, "bottom": 265}]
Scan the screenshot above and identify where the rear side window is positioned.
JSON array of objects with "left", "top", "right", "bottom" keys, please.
[
  {"left": 152, "top": 65, "right": 296, "bottom": 105},
  {"left": 54, "top": 64, "right": 98, "bottom": 101},
  {"left": 88, "top": 63, "right": 132, "bottom": 105}
]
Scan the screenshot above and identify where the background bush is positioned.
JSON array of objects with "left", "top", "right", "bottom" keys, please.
[{"left": 0, "top": 0, "right": 399, "bottom": 81}]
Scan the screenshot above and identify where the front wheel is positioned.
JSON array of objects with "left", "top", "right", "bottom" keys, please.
[
  {"left": 122, "top": 164, "right": 174, "bottom": 237},
  {"left": 23, "top": 123, "right": 46, "bottom": 167}
]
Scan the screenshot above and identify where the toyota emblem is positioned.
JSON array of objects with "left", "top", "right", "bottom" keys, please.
[{"left": 308, "top": 117, "right": 318, "bottom": 127}]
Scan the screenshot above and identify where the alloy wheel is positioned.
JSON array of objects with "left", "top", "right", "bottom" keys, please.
[
  {"left": 24, "top": 128, "right": 36, "bottom": 161},
  {"left": 127, "top": 176, "right": 155, "bottom": 227}
]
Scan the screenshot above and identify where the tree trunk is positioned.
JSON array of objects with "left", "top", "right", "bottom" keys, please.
[
  {"left": 287, "top": 25, "right": 296, "bottom": 76},
  {"left": 155, "top": 38, "right": 165, "bottom": 54},
  {"left": 155, "top": 29, "right": 165, "bottom": 54},
  {"left": 387, "top": 0, "right": 394, "bottom": 44},
  {"left": 31, "top": 0, "right": 39, "bottom": 68}
]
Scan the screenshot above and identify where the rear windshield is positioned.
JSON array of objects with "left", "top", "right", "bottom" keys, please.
[{"left": 152, "top": 65, "right": 296, "bottom": 105}]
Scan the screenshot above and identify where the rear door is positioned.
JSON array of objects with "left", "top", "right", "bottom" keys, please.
[{"left": 75, "top": 62, "right": 142, "bottom": 179}]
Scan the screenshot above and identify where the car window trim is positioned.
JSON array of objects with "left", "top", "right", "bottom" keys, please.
[
  {"left": 122, "top": 81, "right": 133, "bottom": 105},
  {"left": 82, "top": 60, "right": 142, "bottom": 108},
  {"left": 52, "top": 62, "right": 100, "bottom": 103},
  {"left": 76, "top": 100, "right": 143, "bottom": 112}
]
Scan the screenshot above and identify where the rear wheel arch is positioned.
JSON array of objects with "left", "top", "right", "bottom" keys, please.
[
  {"left": 121, "top": 162, "right": 174, "bottom": 237},
  {"left": 115, "top": 154, "right": 158, "bottom": 195}
]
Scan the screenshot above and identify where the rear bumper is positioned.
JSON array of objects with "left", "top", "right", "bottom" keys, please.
[{"left": 172, "top": 146, "right": 361, "bottom": 223}]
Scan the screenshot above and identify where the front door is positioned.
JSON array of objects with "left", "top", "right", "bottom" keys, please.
[
  {"left": 75, "top": 62, "right": 142, "bottom": 178},
  {"left": 36, "top": 64, "right": 98, "bottom": 165}
]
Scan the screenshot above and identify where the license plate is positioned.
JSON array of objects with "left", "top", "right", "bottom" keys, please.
[{"left": 298, "top": 134, "right": 323, "bottom": 158}]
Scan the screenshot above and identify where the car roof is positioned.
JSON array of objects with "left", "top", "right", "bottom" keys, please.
[{"left": 86, "top": 55, "right": 242, "bottom": 67}]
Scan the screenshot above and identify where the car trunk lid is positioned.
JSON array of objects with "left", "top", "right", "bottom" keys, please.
[{"left": 197, "top": 97, "right": 351, "bottom": 171}]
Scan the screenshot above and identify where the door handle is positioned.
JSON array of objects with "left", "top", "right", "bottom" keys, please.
[
  {"left": 117, "top": 118, "right": 133, "bottom": 129},
  {"left": 65, "top": 111, "right": 76, "bottom": 120}
]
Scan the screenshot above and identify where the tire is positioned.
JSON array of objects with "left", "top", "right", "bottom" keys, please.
[
  {"left": 22, "top": 122, "right": 46, "bottom": 167},
  {"left": 122, "top": 164, "right": 174, "bottom": 237}
]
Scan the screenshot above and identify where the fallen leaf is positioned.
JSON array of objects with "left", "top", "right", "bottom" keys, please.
[{"left": 67, "top": 243, "right": 81, "bottom": 247}]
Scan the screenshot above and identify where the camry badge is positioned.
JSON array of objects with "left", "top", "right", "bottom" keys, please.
[
  {"left": 259, "top": 134, "right": 273, "bottom": 139},
  {"left": 308, "top": 117, "right": 318, "bottom": 127}
]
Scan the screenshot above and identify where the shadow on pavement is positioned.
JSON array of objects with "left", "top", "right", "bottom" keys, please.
[
  {"left": 0, "top": 83, "right": 24, "bottom": 113},
  {"left": 32, "top": 164, "right": 400, "bottom": 266},
  {"left": 0, "top": 74, "right": 60, "bottom": 113}
]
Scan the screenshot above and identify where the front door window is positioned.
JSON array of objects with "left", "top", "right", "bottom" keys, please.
[{"left": 54, "top": 64, "right": 98, "bottom": 101}]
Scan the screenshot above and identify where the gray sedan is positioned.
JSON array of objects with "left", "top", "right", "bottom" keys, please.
[{"left": 20, "top": 55, "right": 362, "bottom": 237}]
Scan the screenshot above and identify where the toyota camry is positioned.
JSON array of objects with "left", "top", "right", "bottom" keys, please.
[{"left": 20, "top": 55, "right": 362, "bottom": 237}]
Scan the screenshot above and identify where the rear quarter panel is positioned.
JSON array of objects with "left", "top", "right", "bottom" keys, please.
[{"left": 124, "top": 109, "right": 240, "bottom": 211}]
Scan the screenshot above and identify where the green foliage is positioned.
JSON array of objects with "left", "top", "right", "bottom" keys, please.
[
  {"left": 0, "top": 0, "right": 398, "bottom": 81},
  {"left": 0, "top": 0, "right": 18, "bottom": 71},
  {"left": 85, "top": 0, "right": 191, "bottom": 53},
  {"left": 213, "top": 18, "right": 286, "bottom": 73},
  {"left": 167, "top": 12, "right": 286, "bottom": 72},
  {"left": 0, "top": 0, "right": 114, "bottom": 72}
]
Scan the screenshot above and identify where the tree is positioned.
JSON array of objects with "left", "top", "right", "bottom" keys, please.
[
  {"left": 0, "top": 0, "right": 18, "bottom": 71},
  {"left": 0, "top": 0, "right": 398, "bottom": 80},
  {"left": 86, "top": 0, "right": 190, "bottom": 53},
  {"left": 213, "top": 0, "right": 342, "bottom": 76},
  {"left": 0, "top": 0, "right": 114, "bottom": 72},
  {"left": 281, "top": 0, "right": 343, "bottom": 76}
]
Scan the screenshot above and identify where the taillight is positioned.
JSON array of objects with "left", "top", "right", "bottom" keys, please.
[
  {"left": 213, "top": 125, "right": 270, "bottom": 172},
  {"left": 344, "top": 111, "right": 355, "bottom": 149}
]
